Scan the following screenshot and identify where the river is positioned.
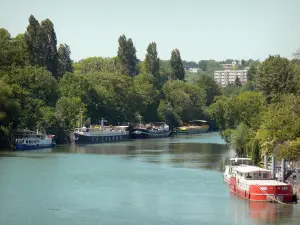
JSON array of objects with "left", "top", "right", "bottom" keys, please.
[{"left": 0, "top": 132, "right": 300, "bottom": 225}]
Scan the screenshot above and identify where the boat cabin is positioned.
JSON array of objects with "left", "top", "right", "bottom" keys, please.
[
  {"left": 233, "top": 166, "right": 272, "bottom": 181},
  {"left": 229, "top": 157, "right": 253, "bottom": 166}
]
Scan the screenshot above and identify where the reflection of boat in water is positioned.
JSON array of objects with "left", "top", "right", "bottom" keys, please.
[
  {"left": 172, "top": 120, "right": 209, "bottom": 135},
  {"left": 248, "top": 201, "right": 293, "bottom": 223},
  {"left": 72, "top": 119, "right": 130, "bottom": 144},
  {"left": 130, "top": 122, "right": 171, "bottom": 139},
  {"left": 224, "top": 157, "right": 253, "bottom": 184},
  {"left": 14, "top": 129, "right": 56, "bottom": 150}
]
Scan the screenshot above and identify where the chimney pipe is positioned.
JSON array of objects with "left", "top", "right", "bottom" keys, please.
[
  {"left": 281, "top": 159, "right": 286, "bottom": 182},
  {"left": 271, "top": 156, "right": 276, "bottom": 179},
  {"left": 264, "top": 153, "right": 268, "bottom": 169}
]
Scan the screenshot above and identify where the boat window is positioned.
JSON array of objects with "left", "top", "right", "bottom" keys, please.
[{"left": 246, "top": 173, "right": 252, "bottom": 179}]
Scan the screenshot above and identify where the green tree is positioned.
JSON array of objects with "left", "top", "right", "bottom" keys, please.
[
  {"left": 162, "top": 80, "right": 205, "bottom": 122},
  {"left": 234, "top": 76, "right": 242, "bottom": 87},
  {"left": 132, "top": 73, "right": 159, "bottom": 121},
  {"left": 73, "top": 57, "right": 121, "bottom": 74},
  {"left": 0, "top": 29, "right": 13, "bottom": 70},
  {"left": 117, "top": 35, "right": 138, "bottom": 77},
  {"left": 0, "top": 79, "right": 21, "bottom": 147},
  {"left": 57, "top": 44, "right": 73, "bottom": 78},
  {"left": 257, "top": 94, "right": 300, "bottom": 155},
  {"left": 196, "top": 74, "right": 221, "bottom": 106},
  {"left": 256, "top": 55, "right": 295, "bottom": 101},
  {"left": 231, "top": 123, "right": 251, "bottom": 157},
  {"left": 40, "top": 19, "right": 58, "bottom": 78},
  {"left": 247, "top": 61, "right": 260, "bottom": 81},
  {"left": 55, "top": 97, "right": 86, "bottom": 130},
  {"left": 198, "top": 60, "right": 209, "bottom": 71},
  {"left": 170, "top": 49, "right": 185, "bottom": 80},
  {"left": 241, "top": 59, "right": 246, "bottom": 67},
  {"left": 205, "top": 60, "right": 223, "bottom": 77},
  {"left": 144, "top": 42, "right": 159, "bottom": 76},
  {"left": 24, "top": 15, "right": 43, "bottom": 66},
  {"left": 10, "top": 34, "right": 30, "bottom": 67}
]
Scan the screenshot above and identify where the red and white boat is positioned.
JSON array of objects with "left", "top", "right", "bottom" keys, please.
[
  {"left": 223, "top": 157, "right": 252, "bottom": 184},
  {"left": 229, "top": 165, "right": 293, "bottom": 202}
]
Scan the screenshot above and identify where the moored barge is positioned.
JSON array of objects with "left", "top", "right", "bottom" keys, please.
[{"left": 229, "top": 165, "right": 293, "bottom": 202}]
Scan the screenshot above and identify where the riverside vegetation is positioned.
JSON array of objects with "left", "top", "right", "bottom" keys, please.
[
  {"left": 1, "top": 14, "right": 299, "bottom": 166},
  {"left": 209, "top": 54, "right": 300, "bottom": 165},
  {"left": 0, "top": 15, "right": 223, "bottom": 148}
]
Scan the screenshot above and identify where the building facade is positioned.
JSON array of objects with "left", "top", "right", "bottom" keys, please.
[{"left": 214, "top": 70, "right": 247, "bottom": 87}]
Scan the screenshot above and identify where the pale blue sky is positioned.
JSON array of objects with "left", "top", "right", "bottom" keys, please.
[{"left": 1, "top": 0, "right": 300, "bottom": 62}]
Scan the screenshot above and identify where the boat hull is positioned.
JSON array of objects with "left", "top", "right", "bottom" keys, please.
[
  {"left": 229, "top": 177, "right": 293, "bottom": 202},
  {"left": 130, "top": 129, "right": 171, "bottom": 139},
  {"left": 74, "top": 133, "right": 129, "bottom": 144},
  {"left": 16, "top": 143, "right": 56, "bottom": 150}
]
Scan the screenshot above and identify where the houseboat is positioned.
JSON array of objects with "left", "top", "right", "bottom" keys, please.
[
  {"left": 229, "top": 165, "right": 293, "bottom": 202},
  {"left": 130, "top": 122, "right": 171, "bottom": 139},
  {"left": 224, "top": 157, "right": 253, "bottom": 184},
  {"left": 14, "top": 130, "right": 56, "bottom": 150},
  {"left": 72, "top": 118, "right": 130, "bottom": 144},
  {"left": 172, "top": 120, "right": 209, "bottom": 135}
]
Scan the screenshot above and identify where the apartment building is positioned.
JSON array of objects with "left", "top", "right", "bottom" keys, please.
[{"left": 214, "top": 70, "right": 247, "bottom": 87}]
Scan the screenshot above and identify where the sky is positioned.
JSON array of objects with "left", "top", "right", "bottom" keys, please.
[{"left": 1, "top": 0, "right": 300, "bottom": 62}]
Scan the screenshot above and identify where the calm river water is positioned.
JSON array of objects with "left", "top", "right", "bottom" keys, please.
[{"left": 1, "top": 132, "right": 300, "bottom": 225}]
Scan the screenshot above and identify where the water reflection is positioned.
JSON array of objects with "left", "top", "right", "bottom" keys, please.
[
  {"left": 57, "top": 136, "right": 231, "bottom": 170},
  {"left": 1, "top": 133, "right": 300, "bottom": 225}
]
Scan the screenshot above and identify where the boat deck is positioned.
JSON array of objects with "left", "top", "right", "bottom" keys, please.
[{"left": 245, "top": 179, "right": 290, "bottom": 186}]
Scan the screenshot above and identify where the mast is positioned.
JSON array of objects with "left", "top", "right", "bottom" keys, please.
[{"left": 80, "top": 109, "right": 83, "bottom": 128}]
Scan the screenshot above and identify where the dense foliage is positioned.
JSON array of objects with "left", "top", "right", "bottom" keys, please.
[
  {"left": 0, "top": 15, "right": 223, "bottom": 148},
  {"left": 209, "top": 55, "right": 300, "bottom": 163}
]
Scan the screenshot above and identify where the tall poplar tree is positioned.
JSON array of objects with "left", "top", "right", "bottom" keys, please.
[
  {"left": 117, "top": 35, "right": 137, "bottom": 77},
  {"left": 57, "top": 44, "right": 73, "bottom": 78},
  {"left": 144, "top": 42, "right": 159, "bottom": 76},
  {"left": 170, "top": 49, "right": 185, "bottom": 80},
  {"left": 40, "top": 19, "right": 58, "bottom": 78},
  {"left": 24, "top": 15, "right": 43, "bottom": 66}
]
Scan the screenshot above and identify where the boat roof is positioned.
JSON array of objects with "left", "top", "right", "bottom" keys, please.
[
  {"left": 246, "top": 179, "right": 290, "bottom": 186},
  {"left": 235, "top": 166, "right": 270, "bottom": 173},
  {"left": 230, "top": 157, "right": 252, "bottom": 161}
]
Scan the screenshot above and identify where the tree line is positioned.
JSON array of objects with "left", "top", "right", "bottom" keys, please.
[
  {"left": 209, "top": 55, "right": 300, "bottom": 164},
  {"left": 0, "top": 15, "right": 223, "bottom": 148}
]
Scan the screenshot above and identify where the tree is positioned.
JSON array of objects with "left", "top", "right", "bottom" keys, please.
[
  {"left": 24, "top": 15, "right": 59, "bottom": 78},
  {"left": 205, "top": 60, "right": 223, "bottom": 76},
  {"left": 117, "top": 35, "right": 138, "bottom": 77},
  {"left": 132, "top": 73, "right": 159, "bottom": 121},
  {"left": 24, "top": 15, "right": 43, "bottom": 66},
  {"left": 247, "top": 61, "right": 260, "bottom": 81},
  {"left": 241, "top": 59, "right": 246, "bottom": 67},
  {"left": 144, "top": 42, "right": 159, "bottom": 76},
  {"left": 198, "top": 60, "right": 209, "bottom": 71},
  {"left": 40, "top": 19, "right": 58, "bottom": 78},
  {"left": 10, "top": 34, "right": 30, "bottom": 67},
  {"left": 0, "top": 29, "right": 12, "bottom": 70},
  {"left": 170, "top": 49, "right": 185, "bottom": 80},
  {"left": 57, "top": 44, "right": 73, "bottom": 78},
  {"left": 256, "top": 55, "right": 295, "bottom": 101},
  {"left": 234, "top": 76, "right": 242, "bottom": 87},
  {"left": 55, "top": 97, "right": 86, "bottom": 130},
  {"left": 162, "top": 80, "right": 205, "bottom": 122},
  {"left": 196, "top": 74, "right": 221, "bottom": 106},
  {"left": 257, "top": 94, "right": 300, "bottom": 155},
  {"left": 0, "top": 79, "right": 21, "bottom": 147}
]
